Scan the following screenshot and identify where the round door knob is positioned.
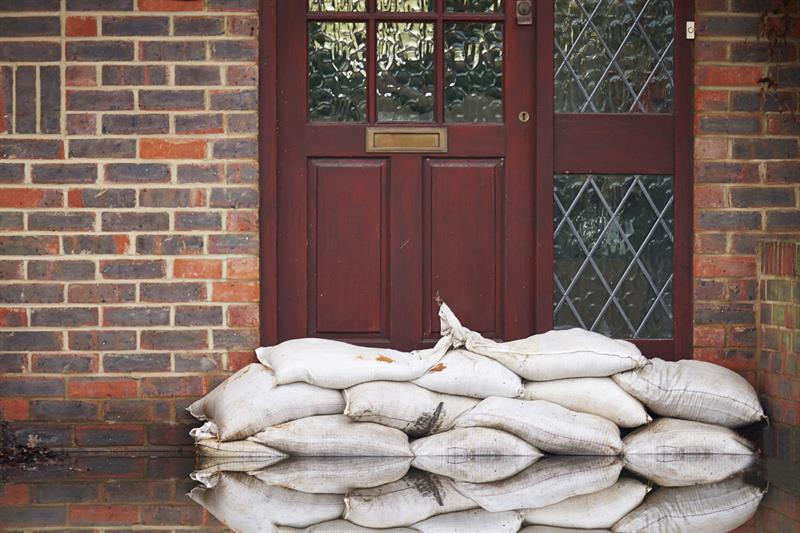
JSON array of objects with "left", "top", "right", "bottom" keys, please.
[{"left": 517, "top": 1, "right": 532, "bottom": 16}]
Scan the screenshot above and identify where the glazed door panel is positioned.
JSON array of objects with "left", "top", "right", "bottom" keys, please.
[{"left": 277, "top": 0, "right": 536, "bottom": 349}]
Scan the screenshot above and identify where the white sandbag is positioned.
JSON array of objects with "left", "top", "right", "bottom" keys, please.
[
  {"left": 455, "top": 397, "right": 622, "bottom": 456},
  {"left": 345, "top": 382, "right": 478, "bottom": 437},
  {"left": 521, "top": 378, "right": 650, "bottom": 428},
  {"left": 454, "top": 456, "right": 622, "bottom": 513},
  {"left": 522, "top": 478, "right": 649, "bottom": 529},
  {"left": 412, "top": 455, "right": 540, "bottom": 484},
  {"left": 257, "top": 332, "right": 452, "bottom": 389},
  {"left": 623, "top": 417, "right": 754, "bottom": 456},
  {"left": 623, "top": 453, "right": 755, "bottom": 488},
  {"left": 440, "top": 305, "right": 645, "bottom": 381},
  {"left": 188, "top": 472, "right": 344, "bottom": 533},
  {"left": 612, "top": 477, "right": 765, "bottom": 533},
  {"left": 192, "top": 439, "right": 287, "bottom": 483},
  {"left": 187, "top": 363, "right": 345, "bottom": 441},
  {"left": 521, "top": 527, "right": 609, "bottom": 533},
  {"left": 344, "top": 471, "right": 477, "bottom": 528},
  {"left": 249, "top": 414, "right": 412, "bottom": 457},
  {"left": 412, "top": 509, "right": 523, "bottom": 533},
  {"left": 278, "top": 522, "right": 414, "bottom": 533},
  {"left": 612, "top": 358, "right": 765, "bottom": 428},
  {"left": 412, "top": 349, "right": 523, "bottom": 399},
  {"left": 251, "top": 457, "right": 412, "bottom": 494},
  {"left": 195, "top": 438, "right": 287, "bottom": 458}
]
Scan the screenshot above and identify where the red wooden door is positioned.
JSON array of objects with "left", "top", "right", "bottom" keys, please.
[{"left": 275, "top": 1, "right": 535, "bottom": 349}]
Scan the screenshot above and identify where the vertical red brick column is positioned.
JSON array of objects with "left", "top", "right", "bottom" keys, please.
[
  {"left": 0, "top": 0, "right": 259, "bottom": 449},
  {"left": 693, "top": 1, "right": 799, "bottom": 383}
]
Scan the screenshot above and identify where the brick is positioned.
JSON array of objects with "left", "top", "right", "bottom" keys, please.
[
  {"left": 63, "top": 235, "right": 130, "bottom": 254},
  {"left": 140, "top": 41, "right": 206, "bottom": 61},
  {"left": 70, "top": 139, "right": 137, "bottom": 159},
  {"left": 141, "top": 375, "right": 204, "bottom": 396},
  {"left": 141, "top": 282, "right": 206, "bottom": 302},
  {"left": 68, "top": 377, "right": 137, "bottom": 398},
  {"left": 0, "top": 163, "right": 24, "bottom": 183},
  {"left": 68, "top": 90, "right": 134, "bottom": 111},
  {"left": 213, "top": 328, "right": 258, "bottom": 349},
  {"left": 28, "top": 260, "right": 95, "bottom": 280},
  {"left": 0, "top": 376, "right": 64, "bottom": 396},
  {"left": 0, "top": 16, "right": 60, "bottom": 37},
  {"left": 209, "top": 0, "right": 258, "bottom": 11},
  {"left": 766, "top": 162, "right": 800, "bottom": 183},
  {"left": 730, "top": 186, "right": 795, "bottom": 207},
  {"left": 0, "top": 0, "right": 60, "bottom": 10},
  {"left": 174, "top": 352, "right": 221, "bottom": 372},
  {"left": 174, "top": 258, "right": 222, "bottom": 278},
  {"left": 0, "top": 283, "right": 64, "bottom": 303},
  {"left": 75, "top": 426, "right": 146, "bottom": 447},
  {"left": 210, "top": 187, "right": 259, "bottom": 208},
  {"left": 227, "top": 210, "right": 258, "bottom": 232},
  {"left": 766, "top": 211, "right": 800, "bottom": 231},
  {"left": 101, "top": 212, "right": 169, "bottom": 231},
  {"left": 0, "top": 303, "right": 28, "bottom": 326},
  {"left": 31, "top": 400, "right": 97, "bottom": 421},
  {"left": 767, "top": 114, "right": 800, "bottom": 136},
  {"left": 771, "top": 65, "right": 800, "bottom": 87},
  {"left": 695, "top": 302, "right": 754, "bottom": 324},
  {"left": 176, "top": 65, "right": 221, "bottom": 85},
  {"left": 178, "top": 163, "right": 224, "bottom": 183},
  {"left": 211, "top": 89, "right": 257, "bottom": 111},
  {"left": 15, "top": 66, "right": 36, "bottom": 133},
  {"left": 40, "top": 65, "right": 61, "bottom": 134},
  {"left": 136, "top": 234, "right": 204, "bottom": 255},
  {"left": 732, "top": 138, "right": 798, "bottom": 159},
  {"left": 31, "top": 308, "right": 98, "bottom": 327},
  {"left": 66, "top": 16, "right": 97, "bottom": 36},
  {"left": 227, "top": 65, "right": 257, "bottom": 86},
  {"left": 105, "top": 162, "right": 171, "bottom": 183},
  {"left": 68, "top": 0, "right": 133, "bottom": 9},
  {"left": 103, "top": 16, "right": 169, "bottom": 35},
  {"left": 699, "top": 15, "right": 760, "bottom": 36},
  {"left": 104, "top": 353, "right": 170, "bottom": 372},
  {"left": 139, "top": 0, "right": 205, "bottom": 10},
  {"left": 695, "top": 65, "right": 763, "bottom": 86},
  {"left": 100, "top": 259, "right": 165, "bottom": 279},
  {"left": 0, "top": 507, "right": 66, "bottom": 527},
  {"left": 694, "top": 256, "right": 756, "bottom": 277},
  {"left": 695, "top": 161, "right": 759, "bottom": 184},
  {"left": 209, "top": 234, "right": 258, "bottom": 254},
  {"left": 227, "top": 14, "right": 258, "bottom": 35},
  {"left": 174, "top": 16, "right": 224, "bottom": 35},
  {"left": 140, "top": 89, "right": 205, "bottom": 110},
  {"left": 212, "top": 280, "right": 258, "bottom": 302},
  {"left": 696, "top": 211, "right": 762, "bottom": 231},
  {"left": 0, "top": 188, "right": 61, "bottom": 208},
  {"left": 29, "top": 482, "right": 97, "bottom": 503},
  {"left": 67, "top": 41, "right": 134, "bottom": 61},
  {"left": 68, "top": 188, "right": 136, "bottom": 208},
  {"left": 103, "top": 306, "right": 170, "bottom": 326},
  {"left": 175, "top": 211, "right": 222, "bottom": 230},
  {"left": 0, "top": 260, "right": 24, "bottom": 279},
  {"left": 213, "top": 138, "right": 257, "bottom": 159},
  {"left": 0, "top": 42, "right": 61, "bottom": 62},
  {"left": 68, "top": 331, "right": 135, "bottom": 354},
  {"left": 12, "top": 425, "right": 71, "bottom": 447},
  {"left": 140, "top": 187, "right": 205, "bottom": 207},
  {"left": 102, "top": 65, "right": 168, "bottom": 85},
  {"left": 228, "top": 304, "right": 258, "bottom": 327},
  {"left": 697, "top": 115, "right": 761, "bottom": 135},
  {"left": 0, "top": 398, "right": 29, "bottom": 420},
  {"left": 176, "top": 305, "right": 223, "bottom": 326},
  {"left": 68, "top": 283, "right": 136, "bottom": 303},
  {"left": 29, "top": 212, "right": 96, "bottom": 232},
  {"left": 228, "top": 350, "right": 255, "bottom": 370},
  {"left": 0, "top": 139, "right": 63, "bottom": 159},
  {"left": 102, "top": 114, "right": 169, "bottom": 134},
  {"left": 695, "top": 41, "right": 727, "bottom": 62},
  {"left": 228, "top": 113, "right": 258, "bottom": 133},
  {"left": 141, "top": 138, "right": 207, "bottom": 159},
  {"left": 67, "top": 113, "right": 97, "bottom": 134},
  {"left": 0, "top": 211, "right": 23, "bottom": 230},
  {"left": 32, "top": 354, "right": 97, "bottom": 374},
  {"left": 102, "top": 399, "right": 168, "bottom": 421},
  {"left": 210, "top": 39, "right": 257, "bottom": 60},
  {"left": 176, "top": 113, "right": 225, "bottom": 134},
  {"left": 731, "top": 90, "right": 796, "bottom": 112},
  {"left": 33, "top": 164, "right": 97, "bottom": 184}
]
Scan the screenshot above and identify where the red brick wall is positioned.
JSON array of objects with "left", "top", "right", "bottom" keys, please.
[
  {"left": 0, "top": 0, "right": 259, "bottom": 449},
  {"left": 693, "top": 0, "right": 799, "bottom": 384}
]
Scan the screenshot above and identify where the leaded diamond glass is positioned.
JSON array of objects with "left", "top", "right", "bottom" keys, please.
[
  {"left": 378, "top": 0, "right": 434, "bottom": 11},
  {"left": 378, "top": 22, "right": 435, "bottom": 122},
  {"left": 554, "top": 174, "right": 674, "bottom": 338},
  {"left": 308, "top": 22, "right": 367, "bottom": 122},
  {"left": 444, "top": 22, "right": 503, "bottom": 122},
  {"left": 555, "top": 0, "right": 674, "bottom": 113},
  {"left": 308, "top": 0, "right": 366, "bottom": 11}
]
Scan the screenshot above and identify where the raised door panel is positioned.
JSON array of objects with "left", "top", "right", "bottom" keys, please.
[
  {"left": 308, "top": 159, "right": 389, "bottom": 338},
  {"left": 424, "top": 159, "right": 503, "bottom": 339}
]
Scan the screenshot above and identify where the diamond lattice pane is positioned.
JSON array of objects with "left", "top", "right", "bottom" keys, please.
[
  {"left": 554, "top": 174, "right": 674, "bottom": 338},
  {"left": 554, "top": 0, "right": 674, "bottom": 113}
]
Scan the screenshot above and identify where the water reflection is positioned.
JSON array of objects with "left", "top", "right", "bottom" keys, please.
[{"left": 190, "top": 454, "right": 766, "bottom": 532}]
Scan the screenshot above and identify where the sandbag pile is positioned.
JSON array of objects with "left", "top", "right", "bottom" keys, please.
[{"left": 187, "top": 302, "right": 766, "bottom": 532}]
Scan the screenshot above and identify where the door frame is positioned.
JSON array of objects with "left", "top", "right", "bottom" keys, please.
[{"left": 259, "top": 0, "right": 694, "bottom": 360}]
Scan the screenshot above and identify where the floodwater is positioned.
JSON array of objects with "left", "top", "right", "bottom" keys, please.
[{"left": 1, "top": 451, "right": 798, "bottom": 532}]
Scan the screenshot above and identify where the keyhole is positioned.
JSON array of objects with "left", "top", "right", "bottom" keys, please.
[{"left": 518, "top": 111, "right": 530, "bottom": 123}]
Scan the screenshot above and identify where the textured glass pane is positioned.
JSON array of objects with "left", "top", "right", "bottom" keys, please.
[
  {"left": 308, "top": 22, "right": 367, "bottom": 122},
  {"left": 378, "top": 0, "right": 434, "bottom": 11},
  {"left": 308, "top": 0, "right": 366, "bottom": 11},
  {"left": 553, "top": 174, "right": 674, "bottom": 338},
  {"left": 554, "top": 0, "right": 674, "bottom": 113},
  {"left": 446, "top": 0, "right": 503, "bottom": 12},
  {"left": 444, "top": 23, "right": 503, "bottom": 123},
  {"left": 377, "top": 23, "right": 435, "bottom": 122}
]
